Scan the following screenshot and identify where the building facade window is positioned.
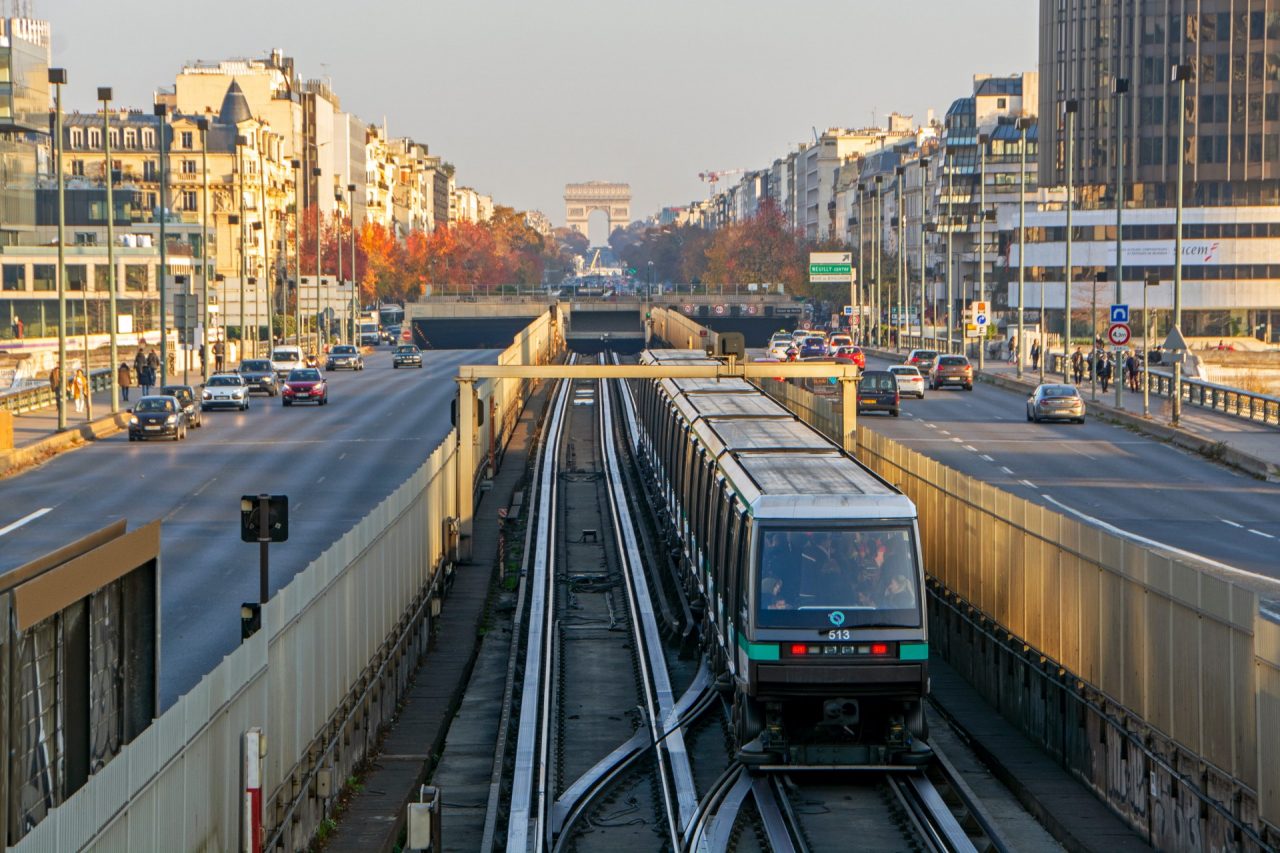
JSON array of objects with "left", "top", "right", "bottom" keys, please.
[
  {"left": 2, "top": 265, "right": 23, "bottom": 291},
  {"left": 32, "top": 264, "right": 55, "bottom": 291},
  {"left": 66, "top": 264, "right": 87, "bottom": 291},
  {"left": 125, "top": 265, "right": 147, "bottom": 291},
  {"left": 181, "top": 131, "right": 193, "bottom": 149},
  {"left": 124, "top": 129, "right": 136, "bottom": 149},
  {"left": 71, "top": 159, "right": 85, "bottom": 176},
  {"left": 69, "top": 128, "right": 83, "bottom": 148},
  {"left": 143, "top": 161, "right": 158, "bottom": 181},
  {"left": 88, "top": 129, "right": 101, "bottom": 148},
  {"left": 182, "top": 190, "right": 197, "bottom": 211},
  {"left": 93, "top": 264, "right": 112, "bottom": 291},
  {"left": 181, "top": 159, "right": 196, "bottom": 174}
]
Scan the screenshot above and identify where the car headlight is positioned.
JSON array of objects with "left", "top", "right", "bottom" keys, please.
[
  {"left": 234, "top": 389, "right": 245, "bottom": 397},
  {"left": 202, "top": 391, "right": 212, "bottom": 400},
  {"left": 129, "top": 416, "right": 138, "bottom": 425},
  {"left": 166, "top": 414, "right": 178, "bottom": 424}
]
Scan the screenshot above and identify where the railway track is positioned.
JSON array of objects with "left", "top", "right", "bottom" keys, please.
[{"left": 486, "top": 353, "right": 1017, "bottom": 853}]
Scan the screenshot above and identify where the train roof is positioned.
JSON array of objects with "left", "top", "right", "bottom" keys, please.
[
  {"left": 639, "top": 349, "right": 717, "bottom": 365},
  {"left": 671, "top": 391, "right": 795, "bottom": 422}
]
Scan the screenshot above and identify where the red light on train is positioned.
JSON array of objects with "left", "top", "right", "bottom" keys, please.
[{"left": 871, "top": 643, "right": 889, "bottom": 656}]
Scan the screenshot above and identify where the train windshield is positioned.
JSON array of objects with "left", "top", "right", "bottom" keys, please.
[{"left": 756, "top": 526, "right": 922, "bottom": 629}]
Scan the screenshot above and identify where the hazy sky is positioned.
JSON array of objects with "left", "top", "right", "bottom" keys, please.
[{"left": 49, "top": 0, "right": 1037, "bottom": 224}]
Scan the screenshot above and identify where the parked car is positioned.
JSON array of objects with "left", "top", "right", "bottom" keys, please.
[
  {"left": 270, "top": 346, "right": 306, "bottom": 379},
  {"left": 201, "top": 373, "right": 251, "bottom": 411},
  {"left": 128, "top": 395, "right": 188, "bottom": 441},
  {"left": 856, "top": 370, "right": 900, "bottom": 416},
  {"left": 1027, "top": 383, "right": 1086, "bottom": 423},
  {"left": 160, "top": 384, "right": 203, "bottom": 428},
  {"left": 236, "top": 359, "right": 278, "bottom": 396},
  {"left": 282, "top": 368, "right": 329, "bottom": 405},
  {"left": 326, "top": 344, "right": 365, "bottom": 371},
  {"left": 833, "top": 345, "right": 866, "bottom": 369},
  {"left": 887, "top": 365, "right": 925, "bottom": 398},
  {"left": 905, "top": 349, "right": 939, "bottom": 370},
  {"left": 928, "top": 354, "right": 974, "bottom": 390},
  {"left": 392, "top": 344, "right": 423, "bottom": 368}
]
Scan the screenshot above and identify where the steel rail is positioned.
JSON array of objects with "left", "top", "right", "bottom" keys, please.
[
  {"left": 506, "top": 365, "right": 574, "bottom": 852},
  {"left": 751, "top": 774, "right": 805, "bottom": 853}
]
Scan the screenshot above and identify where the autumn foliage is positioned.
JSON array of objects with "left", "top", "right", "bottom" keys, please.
[{"left": 295, "top": 204, "right": 559, "bottom": 306}]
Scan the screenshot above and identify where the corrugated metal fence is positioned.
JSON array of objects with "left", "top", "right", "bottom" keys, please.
[
  {"left": 12, "top": 310, "right": 563, "bottom": 852},
  {"left": 754, "top": 373, "right": 1280, "bottom": 848}
]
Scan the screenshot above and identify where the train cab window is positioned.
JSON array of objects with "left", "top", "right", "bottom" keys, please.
[{"left": 756, "top": 527, "right": 921, "bottom": 629}]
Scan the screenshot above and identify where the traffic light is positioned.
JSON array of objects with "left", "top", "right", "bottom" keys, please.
[{"left": 240, "top": 494, "right": 289, "bottom": 543}]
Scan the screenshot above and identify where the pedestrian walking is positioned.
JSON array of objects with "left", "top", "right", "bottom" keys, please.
[
  {"left": 48, "top": 365, "right": 63, "bottom": 415},
  {"left": 1098, "top": 352, "right": 1113, "bottom": 393},
  {"left": 139, "top": 363, "right": 154, "bottom": 396},
  {"left": 1007, "top": 334, "right": 1017, "bottom": 364},
  {"left": 214, "top": 340, "right": 225, "bottom": 372},
  {"left": 134, "top": 349, "right": 146, "bottom": 380},
  {"left": 1125, "top": 351, "right": 1139, "bottom": 392},
  {"left": 1030, "top": 340, "right": 1041, "bottom": 371},
  {"left": 118, "top": 361, "right": 133, "bottom": 402},
  {"left": 72, "top": 368, "right": 87, "bottom": 413},
  {"left": 12, "top": 316, "right": 23, "bottom": 339},
  {"left": 1070, "top": 347, "right": 1085, "bottom": 385}
]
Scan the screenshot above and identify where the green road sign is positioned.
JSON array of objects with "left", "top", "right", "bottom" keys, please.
[{"left": 809, "top": 263, "right": 852, "bottom": 276}]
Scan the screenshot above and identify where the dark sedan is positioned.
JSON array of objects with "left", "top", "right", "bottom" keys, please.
[
  {"left": 856, "top": 370, "right": 900, "bottom": 417},
  {"left": 128, "top": 395, "right": 188, "bottom": 441},
  {"left": 392, "top": 344, "right": 423, "bottom": 368},
  {"left": 160, "top": 384, "right": 203, "bottom": 428},
  {"left": 282, "top": 368, "right": 329, "bottom": 406},
  {"left": 326, "top": 344, "right": 365, "bottom": 371},
  {"left": 237, "top": 359, "right": 279, "bottom": 396}
]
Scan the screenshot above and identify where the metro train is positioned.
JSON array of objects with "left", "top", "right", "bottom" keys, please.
[{"left": 632, "top": 349, "right": 931, "bottom": 766}]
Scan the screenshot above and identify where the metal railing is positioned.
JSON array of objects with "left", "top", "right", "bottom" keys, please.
[{"left": 0, "top": 368, "right": 113, "bottom": 415}]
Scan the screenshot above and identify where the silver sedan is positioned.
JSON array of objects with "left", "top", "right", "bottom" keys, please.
[
  {"left": 1027, "top": 383, "right": 1086, "bottom": 423},
  {"left": 888, "top": 365, "right": 925, "bottom": 398}
]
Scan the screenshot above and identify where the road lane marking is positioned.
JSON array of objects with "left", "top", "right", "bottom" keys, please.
[
  {"left": 925, "top": 423, "right": 937, "bottom": 429},
  {"left": 1019, "top": 479, "right": 1037, "bottom": 489},
  {"left": 963, "top": 445, "right": 978, "bottom": 452},
  {"left": 0, "top": 507, "right": 52, "bottom": 537},
  {"left": 192, "top": 477, "right": 217, "bottom": 497},
  {"left": 980, "top": 454, "right": 994, "bottom": 462},
  {"left": 951, "top": 437, "right": 962, "bottom": 443},
  {"left": 317, "top": 476, "right": 326, "bottom": 484},
  {"left": 1041, "top": 495, "right": 1270, "bottom": 583},
  {"left": 1220, "top": 519, "right": 1244, "bottom": 528},
  {"left": 939, "top": 430, "right": 951, "bottom": 435},
  {"left": 1249, "top": 529, "right": 1275, "bottom": 539},
  {"left": 339, "top": 452, "right": 347, "bottom": 460},
  {"left": 1000, "top": 466, "right": 1014, "bottom": 474}
]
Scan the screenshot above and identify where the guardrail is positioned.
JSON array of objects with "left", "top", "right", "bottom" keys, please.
[
  {"left": 0, "top": 368, "right": 113, "bottom": 415},
  {"left": 11, "top": 318, "right": 564, "bottom": 851}
]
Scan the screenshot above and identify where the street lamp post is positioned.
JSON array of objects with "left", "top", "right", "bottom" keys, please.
[
  {"left": 257, "top": 132, "right": 272, "bottom": 346},
  {"left": 1091, "top": 270, "right": 1105, "bottom": 399},
  {"left": 1113, "top": 77, "right": 1129, "bottom": 409},
  {"left": 918, "top": 155, "right": 929, "bottom": 348},
  {"left": 945, "top": 154, "right": 954, "bottom": 353},
  {"left": 856, "top": 183, "right": 865, "bottom": 343},
  {"left": 348, "top": 183, "right": 357, "bottom": 346},
  {"left": 1143, "top": 272, "right": 1159, "bottom": 417},
  {"left": 977, "top": 131, "right": 989, "bottom": 370},
  {"left": 155, "top": 103, "right": 170, "bottom": 387},
  {"left": 313, "top": 166, "right": 323, "bottom": 354},
  {"left": 1170, "top": 63, "right": 1191, "bottom": 427},
  {"left": 335, "top": 189, "right": 343, "bottom": 345},
  {"left": 196, "top": 116, "right": 210, "bottom": 382},
  {"left": 236, "top": 135, "right": 248, "bottom": 355},
  {"left": 251, "top": 221, "right": 263, "bottom": 341},
  {"left": 895, "top": 164, "right": 905, "bottom": 348},
  {"left": 291, "top": 159, "right": 302, "bottom": 345},
  {"left": 50, "top": 68, "right": 67, "bottom": 430},
  {"left": 1016, "top": 116, "right": 1031, "bottom": 378},
  {"left": 1062, "top": 99, "right": 1078, "bottom": 386},
  {"left": 100, "top": 87, "right": 121, "bottom": 412}
]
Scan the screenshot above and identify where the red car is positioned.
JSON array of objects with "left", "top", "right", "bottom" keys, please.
[
  {"left": 834, "top": 345, "right": 866, "bottom": 369},
  {"left": 282, "top": 368, "right": 329, "bottom": 406}
]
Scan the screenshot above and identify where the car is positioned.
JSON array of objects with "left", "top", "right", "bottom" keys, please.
[
  {"left": 128, "top": 395, "right": 188, "bottom": 441},
  {"left": 392, "top": 344, "right": 423, "bottom": 368},
  {"left": 201, "top": 373, "right": 251, "bottom": 410},
  {"left": 798, "top": 336, "right": 826, "bottom": 359},
  {"left": 326, "top": 344, "right": 365, "bottom": 371},
  {"left": 160, "top": 384, "right": 203, "bottom": 428},
  {"left": 928, "top": 354, "right": 974, "bottom": 390},
  {"left": 270, "top": 346, "right": 306, "bottom": 379},
  {"left": 857, "top": 370, "right": 900, "bottom": 416},
  {"left": 887, "top": 365, "right": 925, "bottom": 398},
  {"left": 833, "top": 345, "right": 866, "bottom": 369},
  {"left": 767, "top": 333, "right": 794, "bottom": 359},
  {"left": 1027, "top": 383, "right": 1086, "bottom": 423},
  {"left": 236, "top": 359, "right": 279, "bottom": 396},
  {"left": 828, "top": 333, "right": 854, "bottom": 353},
  {"left": 282, "top": 368, "right": 329, "bottom": 405},
  {"left": 905, "top": 349, "right": 939, "bottom": 370}
]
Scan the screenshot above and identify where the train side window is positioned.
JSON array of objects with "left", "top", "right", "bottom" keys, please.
[
  {"left": 737, "top": 515, "right": 751, "bottom": 628},
  {"left": 710, "top": 478, "right": 728, "bottom": 585}
]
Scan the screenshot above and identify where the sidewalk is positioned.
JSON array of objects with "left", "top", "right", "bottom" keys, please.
[
  {"left": 868, "top": 344, "right": 1280, "bottom": 481},
  {"left": 9, "top": 385, "right": 118, "bottom": 449}
]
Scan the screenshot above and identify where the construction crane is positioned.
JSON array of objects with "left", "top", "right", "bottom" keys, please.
[{"left": 698, "top": 168, "right": 746, "bottom": 197}]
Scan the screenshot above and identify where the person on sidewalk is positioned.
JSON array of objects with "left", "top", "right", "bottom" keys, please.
[
  {"left": 118, "top": 361, "right": 133, "bottom": 402},
  {"left": 48, "top": 365, "right": 63, "bottom": 416},
  {"left": 1070, "top": 347, "right": 1085, "bottom": 385},
  {"left": 1007, "top": 334, "right": 1017, "bottom": 364},
  {"left": 1098, "top": 352, "right": 1113, "bottom": 393},
  {"left": 72, "top": 368, "right": 87, "bottom": 413},
  {"left": 1125, "top": 350, "right": 1139, "bottom": 391},
  {"left": 134, "top": 349, "right": 146, "bottom": 381},
  {"left": 1030, "top": 340, "right": 1041, "bottom": 371},
  {"left": 139, "top": 363, "right": 154, "bottom": 396}
]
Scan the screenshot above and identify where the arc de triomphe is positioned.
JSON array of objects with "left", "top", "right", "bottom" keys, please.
[{"left": 564, "top": 182, "right": 631, "bottom": 242}]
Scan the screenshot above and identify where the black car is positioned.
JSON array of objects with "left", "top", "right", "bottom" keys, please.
[
  {"left": 326, "top": 344, "right": 365, "bottom": 371},
  {"left": 128, "top": 395, "right": 188, "bottom": 441},
  {"left": 392, "top": 344, "right": 423, "bottom": 368},
  {"left": 237, "top": 359, "right": 279, "bottom": 396},
  {"left": 857, "top": 370, "right": 901, "bottom": 416},
  {"left": 160, "top": 384, "right": 203, "bottom": 428}
]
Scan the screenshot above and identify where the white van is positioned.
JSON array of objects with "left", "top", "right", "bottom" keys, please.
[{"left": 270, "top": 346, "right": 305, "bottom": 379}]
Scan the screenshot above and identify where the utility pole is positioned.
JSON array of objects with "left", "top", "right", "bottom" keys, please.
[
  {"left": 348, "top": 183, "right": 357, "bottom": 347},
  {"left": 291, "top": 159, "right": 302, "bottom": 345},
  {"left": 51, "top": 68, "right": 67, "bottom": 430},
  {"left": 1016, "top": 116, "right": 1031, "bottom": 379},
  {"left": 918, "top": 155, "right": 929, "bottom": 349},
  {"left": 1171, "top": 63, "right": 1191, "bottom": 427},
  {"left": 1114, "top": 77, "right": 1129, "bottom": 410},
  {"left": 197, "top": 116, "right": 210, "bottom": 382},
  {"left": 100, "top": 87, "right": 120, "bottom": 411},
  {"left": 1063, "top": 98, "right": 1078, "bottom": 386},
  {"left": 156, "top": 103, "right": 170, "bottom": 387}
]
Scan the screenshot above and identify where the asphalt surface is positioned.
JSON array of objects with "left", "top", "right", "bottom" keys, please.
[
  {"left": 859, "top": 354, "right": 1280, "bottom": 579},
  {"left": 0, "top": 348, "right": 497, "bottom": 706}
]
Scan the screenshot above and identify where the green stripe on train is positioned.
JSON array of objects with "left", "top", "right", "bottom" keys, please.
[
  {"left": 735, "top": 633, "right": 780, "bottom": 661},
  {"left": 899, "top": 642, "right": 928, "bottom": 661}
]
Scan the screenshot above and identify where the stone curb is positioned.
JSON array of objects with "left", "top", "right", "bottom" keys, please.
[{"left": 0, "top": 410, "right": 129, "bottom": 479}]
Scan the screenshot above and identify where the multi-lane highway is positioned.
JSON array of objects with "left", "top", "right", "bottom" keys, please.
[
  {"left": 859, "top": 354, "right": 1280, "bottom": 578},
  {"left": 0, "top": 348, "right": 496, "bottom": 705}
]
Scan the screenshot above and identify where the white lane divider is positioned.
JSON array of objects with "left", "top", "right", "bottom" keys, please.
[
  {"left": 963, "top": 445, "right": 978, "bottom": 452},
  {"left": 1042, "top": 494, "right": 1271, "bottom": 583},
  {"left": 0, "top": 507, "right": 52, "bottom": 537},
  {"left": 1249, "top": 529, "right": 1275, "bottom": 539},
  {"left": 1220, "top": 518, "right": 1244, "bottom": 528},
  {"left": 925, "top": 423, "right": 937, "bottom": 429},
  {"left": 1019, "top": 479, "right": 1038, "bottom": 489},
  {"left": 980, "top": 454, "right": 995, "bottom": 462},
  {"left": 1000, "top": 466, "right": 1014, "bottom": 475}
]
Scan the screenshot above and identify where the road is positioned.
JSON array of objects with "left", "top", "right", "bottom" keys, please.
[
  {"left": 0, "top": 348, "right": 496, "bottom": 705},
  {"left": 858, "top": 355, "right": 1280, "bottom": 579}
]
